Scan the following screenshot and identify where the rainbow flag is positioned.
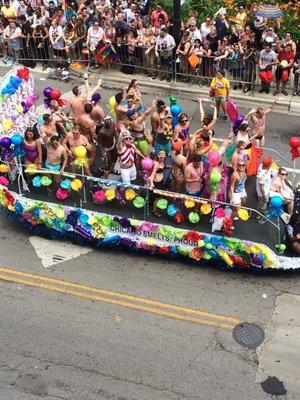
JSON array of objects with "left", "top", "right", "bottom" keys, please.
[
  {"left": 228, "top": 15, "right": 240, "bottom": 24},
  {"left": 95, "top": 45, "right": 119, "bottom": 63},
  {"left": 255, "top": 4, "right": 283, "bottom": 19}
]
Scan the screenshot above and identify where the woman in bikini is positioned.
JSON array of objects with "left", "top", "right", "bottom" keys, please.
[
  {"left": 170, "top": 140, "right": 186, "bottom": 193},
  {"left": 149, "top": 150, "right": 168, "bottom": 217}
]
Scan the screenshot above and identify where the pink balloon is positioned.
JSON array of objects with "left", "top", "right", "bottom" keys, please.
[
  {"left": 141, "top": 157, "right": 154, "bottom": 171},
  {"left": 208, "top": 151, "right": 221, "bottom": 167},
  {"left": 226, "top": 99, "right": 238, "bottom": 123}
]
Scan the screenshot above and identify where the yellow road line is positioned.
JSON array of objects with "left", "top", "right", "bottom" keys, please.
[
  {"left": 0, "top": 267, "right": 240, "bottom": 324},
  {"left": 0, "top": 267, "right": 240, "bottom": 325}
]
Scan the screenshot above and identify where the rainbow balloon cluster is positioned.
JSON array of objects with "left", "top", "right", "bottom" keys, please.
[
  {"left": 0, "top": 67, "right": 37, "bottom": 136},
  {"left": 0, "top": 184, "right": 279, "bottom": 270}
]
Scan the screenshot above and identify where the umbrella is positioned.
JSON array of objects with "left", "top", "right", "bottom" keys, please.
[{"left": 255, "top": 4, "right": 283, "bottom": 19}]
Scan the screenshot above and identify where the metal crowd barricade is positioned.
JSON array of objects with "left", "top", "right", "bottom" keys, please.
[{"left": 174, "top": 56, "right": 256, "bottom": 95}]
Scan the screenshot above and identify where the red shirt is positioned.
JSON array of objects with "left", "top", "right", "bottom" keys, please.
[
  {"left": 278, "top": 50, "right": 295, "bottom": 64},
  {"left": 151, "top": 9, "right": 168, "bottom": 28}
]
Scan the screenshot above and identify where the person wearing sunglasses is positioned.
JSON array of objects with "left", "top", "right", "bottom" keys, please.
[
  {"left": 229, "top": 160, "right": 247, "bottom": 219},
  {"left": 174, "top": 113, "right": 190, "bottom": 143},
  {"left": 270, "top": 167, "right": 295, "bottom": 216},
  {"left": 116, "top": 130, "right": 145, "bottom": 184}
]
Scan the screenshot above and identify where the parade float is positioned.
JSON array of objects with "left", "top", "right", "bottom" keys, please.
[{"left": 0, "top": 67, "right": 299, "bottom": 272}]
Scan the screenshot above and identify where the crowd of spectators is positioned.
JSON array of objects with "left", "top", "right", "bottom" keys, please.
[{"left": 0, "top": 0, "right": 299, "bottom": 94}]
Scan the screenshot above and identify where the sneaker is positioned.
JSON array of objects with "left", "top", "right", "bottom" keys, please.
[
  {"left": 233, "top": 84, "right": 237, "bottom": 90},
  {"left": 244, "top": 87, "right": 251, "bottom": 93},
  {"left": 293, "top": 90, "right": 298, "bottom": 96},
  {"left": 273, "top": 90, "right": 279, "bottom": 96},
  {"left": 282, "top": 90, "right": 288, "bottom": 96},
  {"left": 233, "top": 216, "right": 239, "bottom": 221},
  {"left": 223, "top": 115, "right": 228, "bottom": 121}
]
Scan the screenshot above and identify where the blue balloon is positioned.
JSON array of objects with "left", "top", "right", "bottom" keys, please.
[
  {"left": 170, "top": 103, "right": 181, "bottom": 117},
  {"left": 11, "top": 134, "right": 23, "bottom": 146},
  {"left": 270, "top": 196, "right": 283, "bottom": 208}
]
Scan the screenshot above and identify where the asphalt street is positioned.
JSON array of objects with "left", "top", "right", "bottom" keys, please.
[{"left": 0, "top": 65, "right": 300, "bottom": 400}]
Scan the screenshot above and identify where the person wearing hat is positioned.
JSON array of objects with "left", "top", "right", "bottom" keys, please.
[
  {"left": 153, "top": 111, "right": 174, "bottom": 155},
  {"left": 256, "top": 157, "right": 275, "bottom": 221},
  {"left": 116, "top": 131, "right": 145, "bottom": 184},
  {"left": 273, "top": 43, "right": 295, "bottom": 96}
]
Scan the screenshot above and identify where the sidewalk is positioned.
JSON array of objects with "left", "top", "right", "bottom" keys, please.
[
  {"left": 1, "top": 60, "right": 299, "bottom": 113},
  {"left": 91, "top": 67, "right": 300, "bottom": 112}
]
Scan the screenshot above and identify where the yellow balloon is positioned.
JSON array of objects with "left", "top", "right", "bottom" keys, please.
[
  {"left": 16, "top": 104, "right": 23, "bottom": 114},
  {"left": 3, "top": 119, "right": 13, "bottom": 132},
  {"left": 74, "top": 145, "right": 87, "bottom": 158},
  {"left": 0, "top": 164, "right": 10, "bottom": 173},
  {"left": 108, "top": 96, "right": 116, "bottom": 117}
]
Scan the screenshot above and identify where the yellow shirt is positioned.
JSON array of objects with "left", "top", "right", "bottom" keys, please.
[
  {"left": 211, "top": 77, "right": 230, "bottom": 97},
  {"left": 236, "top": 11, "right": 247, "bottom": 30},
  {"left": 1, "top": 6, "right": 17, "bottom": 19}
]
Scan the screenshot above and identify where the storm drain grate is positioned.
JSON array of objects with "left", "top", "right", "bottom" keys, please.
[{"left": 232, "top": 322, "right": 265, "bottom": 348}]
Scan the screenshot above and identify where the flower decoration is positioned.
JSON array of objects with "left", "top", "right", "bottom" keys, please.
[
  {"left": 184, "top": 231, "right": 203, "bottom": 242},
  {"left": 133, "top": 196, "right": 145, "bottom": 208},
  {"left": 174, "top": 212, "right": 184, "bottom": 224},
  {"left": 71, "top": 179, "right": 83, "bottom": 191},
  {"left": 237, "top": 208, "right": 250, "bottom": 221},
  {"left": 125, "top": 188, "right": 136, "bottom": 201},
  {"left": 184, "top": 199, "right": 195, "bottom": 209},
  {"left": 41, "top": 176, "right": 52, "bottom": 186},
  {"left": 200, "top": 203, "right": 212, "bottom": 215},
  {"left": 32, "top": 176, "right": 42, "bottom": 188},
  {"left": 156, "top": 198, "right": 168, "bottom": 210},
  {"left": 190, "top": 248, "right": 202, "bottom": 261},
  {"left": 94, "top": 189, "right": 106, "bottom": 202},
  {"left": 0, "top": 164, "right": 10, "bottom": 173},
  {"left": 0, "top": 176, "right": 9, "bottom": 186},
  {"left": 188, "top": 212, "right": 200, "bottom": 224},
  {"left": 56, "top": 188, "right": 69, "bottom": 201},
  {"left": 105, "top": 188, "right": 116, "bottom": 201}
]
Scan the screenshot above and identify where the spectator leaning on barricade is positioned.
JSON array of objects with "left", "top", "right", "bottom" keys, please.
[{"left": 0, "top": 0, "right": 298, "bottom": 94}]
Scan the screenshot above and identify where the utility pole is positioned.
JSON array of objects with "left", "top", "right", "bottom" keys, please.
[{"left": 173, "top": 0, "right": 181, "bottom": 44}]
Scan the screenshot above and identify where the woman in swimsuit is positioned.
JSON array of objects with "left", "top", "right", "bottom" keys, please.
[
  {"left": 174, "top": 113, "right": 190, "bottom": 154},
  {"left": 149, "top": 150, "right": 167, "bottom": 217},
  {"left": 170, "top": 140, "right": 186, "bottom": 193},
  {"left": 23, "top": 128, "right": 42, "bottom": 167}
]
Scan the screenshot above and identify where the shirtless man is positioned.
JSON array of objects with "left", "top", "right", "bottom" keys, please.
[
  {"left": 75, "top": 103, "right": 97, "bottom": 144},
  {"left": 67, "top": 86, "right": 86, "bottom": 120},
  {"left": 151, "top": 100, "right": 166, "bottom": 140},
  {"left": 244, "top": 100, "right": 277, "bottom": 147},
  {"left": 62, "top": 123, "right": 93, "bottom": 175},
  {"left": 39, "top": 114, "right": 61, "bottom": 144},
  {"left": 115, "top": 92, "right": 130, "bottom": 131},
  {"left": 45, "top": 136, "right": 68, "bottom": 193},
  {"left": 97, "top": 115, "right": 118, "bottom": 172},
  {"left": 90, "top": 93, "right": 105, "bottom": 134}
]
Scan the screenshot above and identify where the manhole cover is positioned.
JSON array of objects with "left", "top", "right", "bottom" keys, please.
[{"left": 232, "top": 322, "right": 265, "bottom": 348}]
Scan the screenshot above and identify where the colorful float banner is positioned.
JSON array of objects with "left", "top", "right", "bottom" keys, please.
[{"left": 1, "top": 184, "right": 294, "bottom": 271}]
